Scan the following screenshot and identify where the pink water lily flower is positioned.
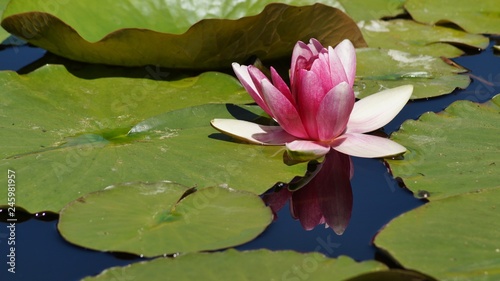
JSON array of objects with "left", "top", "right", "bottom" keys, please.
[{"left": 211, "top": 39, "right": 413, "bottom": 161}]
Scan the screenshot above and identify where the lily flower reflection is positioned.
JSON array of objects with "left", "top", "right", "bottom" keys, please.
[
  {"left": 263, "top": 149, "right": 353, "bottom": 235},
  {"left": 211, "top": 38, "right": 412, "bottom": 162}
]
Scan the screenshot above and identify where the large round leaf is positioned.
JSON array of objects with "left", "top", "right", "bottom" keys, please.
[
  {"left": 82, "top": 249, "right": 387, "bottom": 281},
  {"left": 405, "top": 0, "right": 500, "bottom": 35},
  {"left": 386, "top": 95, "right": 500, "bottom": 200},
  {"left": 0, "top": 0, "right": 9, "bottom": 42},
  {"left": 358, "top": 19, "right": 488, "bottom": 58},
  {"left": 58, "top": 182, "right": 272, "bottom": 257},
  {"left": 375, "top": 187, "right": 500, "bottom": 281},
  {"left": 1, "top": 1, "right": 366, "bottom": 68},
  {"left": 355, "top": 48, "right": 470, "bottom": 99},
  {"left": 0, "top": 65, "right": 307, "bottom": 213}
]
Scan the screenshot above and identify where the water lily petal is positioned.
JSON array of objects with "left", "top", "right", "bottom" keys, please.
[
  {"left": 310, "top": 52, "right": 334, "bottom": 92},
  {"left": 327, "top": 46, "right": 349, "bottom": 88},
  {"left": 347, "top": 85, "right": 413, "bottom": 134},
  {"left": 261, "top": 79, "right": 309, "bottom": 139},
  {"left": 285, "top": 140, "right": 330, "bottom": 162},
  {"left": 210, "top": 119, "right": 298, "bottom": 145},
  {"left": 332, "top": 133, "right": 406, "bottom": 158},
  {"left": 316, "top": 82, "right": 354, "bottom": 140},
  {"left": 270, "top": 67, "right": 294, "bottom": 104},
  {"left": 334, "top": 39, "right": 356, "bottom": 87},
  {"left": 291, "top": 41, "right": 314, "bottom": 83},
  {"left": 232, "top": 63, "right": 273, "bottom": 117},
  {"left": 297, "top": 70, "right": 325, "bottom": 139}
]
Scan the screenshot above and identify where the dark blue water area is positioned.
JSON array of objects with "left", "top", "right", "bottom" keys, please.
[{"left": 0, "top": 37, "right": 499, "bottom": 281}]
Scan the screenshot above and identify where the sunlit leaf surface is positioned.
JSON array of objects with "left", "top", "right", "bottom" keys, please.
[
  {"left": 375, "top": 187, "right": 500, "bottom": 281},
  {"left": 387, "top": 95, "right": 500, "bottom": 200},
  {"left": 355, "top": 48, "right": 470, "bottom": 99},
  {"left": 358, "top": 19, "right": 488, "bottom": 58},
  {"left": 58, "top": 182, "right": 272, "bottom": 256}
]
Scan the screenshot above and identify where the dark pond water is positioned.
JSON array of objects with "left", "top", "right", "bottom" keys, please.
[{"left": 0, "top": 36, "right": 499, "bottom": 280}]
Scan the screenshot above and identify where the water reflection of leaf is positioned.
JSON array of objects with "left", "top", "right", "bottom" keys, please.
[{"left": 263, "top": 149, "right": 353, "bottom": 235}]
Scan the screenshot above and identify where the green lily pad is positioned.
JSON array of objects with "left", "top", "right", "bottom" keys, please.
[
  {"left": 82, "top": 249, "right": 387, "bottom": 280},
  {"left": 358, "top": 19, "right": 489, "bottom": 58},
  {"left": 0, "top": 65, "right": 307, "bottom": 213},
  {"left": 386, "top": 95, "right": 500, "bottom": 200},
  {"left": 355, "top": 48, "right": 470, "bottom": 99},
  {"left": 338, "top": 0, "right": 406, "bottom": 21},
  {"left": 1, "top": 1, "right": 366, "bottom": 68},
  {"left": 405, "top": 0, "right": 500, "bottom": 35},
  {"left": 375, "top": 187, "right": 500, "bottom": 281},
  {"left": 58, "top": 182, "right": 272, "bottom": 257}
]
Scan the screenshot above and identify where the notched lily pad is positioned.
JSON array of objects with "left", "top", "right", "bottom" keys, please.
[
  {"left": 1, "top": 1, "right": 366, "bottom": 68},
  {"left": 386, "top": 95, "right": 500, "bottom": 200},
  {"left": 81, "top": 249, "right": 387, "bottom": 281},
  {"left": 355, "top": 48, "right": 470, "bottom": 99},
  {"left": 375, "top": 187, "right": 500, "bottom": 281},
  {"left": 58, "top": 181, "right": 272, "bottom": 257},
  {"left": 358, "top": 19, "right": 488, "bottom": 58}
]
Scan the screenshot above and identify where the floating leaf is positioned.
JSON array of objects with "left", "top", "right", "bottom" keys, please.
[
  {"left": 1, "top": 1, "right": 365, "bottom": 68},
  {"left": 81, "top": 249, "right": 387, "bottom": 280},
  {"left": 338, "top": 0, "right": 406, "bottom": 21},
  {"left": 375, "top": 187, "right": 500, "bottom": 281},
  {"left": 386, "top": 95, "right": 500, "bottom": 200},
  {"left": 358, "top": 19, "right": 488, "bottom": 58},
  {"left": 405, "top": 0, "right": 500, "bottom": 34},
  {"left": 355, "top": 48, "right": 470, "bottom": 99},
  {"left": 0, "top": 65, "right": 307, "bottom": 213},
  {"left": 58, "top": 182, "right": 272, "bottom": 256}
]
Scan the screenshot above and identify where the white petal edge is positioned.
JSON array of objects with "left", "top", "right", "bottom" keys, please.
[
  {"left": 211, "top": 119, "right": 297, "bottom": 145},
  {"left": 332, "top": 133, "right": 406, "bottom": 158},
  {"left": 346, "top": 85, "right": 413, "bottom": 134},
  {"left": 285, "top": 140, "right": 330, "bottom": 162}
]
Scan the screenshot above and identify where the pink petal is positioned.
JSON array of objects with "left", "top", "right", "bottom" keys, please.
[
  {"left": 327, "top": 46, "right": 349, "bottom": 88},
  {"left": 334, "top": 39, "right": 356, "bottom": 87},
  {"left": 285, "top": 140, "right": 330, "bottom": 162},
  {"left": 307, "top": 38, "right": 326, "bottom": 55},
  {"left": 310, "top": 52, "right": 334, "bottom": 92},
  {"left": 316, "top": 82, "right": 354, "bottom": 141},
  {"left": 331, "top": 133, "right": 407, "bottom": 158},
  {"left": 296, "top": 70, "right": 325, "bottom": 139},
  {"left": 347, "top": 85, "right": 413, "bottom": 134},
  {"left": 270, "top": 67, "right": 294, "bottom": 104},
  {"left": 210, "top": 119, "right": 298, "bottom": 145},
  {"left": 261, "top": 79, "right": 309, "bottom": 139},
  {"left": 232, "top": 63, "right": 273, "bottom": 117},
  {"left": 291, "top": 41, "right": 314, "bottom": 82}
]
